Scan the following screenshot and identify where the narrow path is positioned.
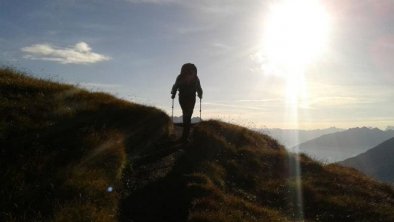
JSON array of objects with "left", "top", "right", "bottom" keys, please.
[{"left": 119, "top": 124, "right": 196, "bottom": 222}]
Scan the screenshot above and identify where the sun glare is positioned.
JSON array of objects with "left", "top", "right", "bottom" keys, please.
[
  {"left": 260, "top": 0, "right": 330, "bottom": 104},
  {"left": 263, "top": 0, "right": 330, "bottom": 70},
  {"left": 260, "top": 1, "right": 331, "bottom": 219}
]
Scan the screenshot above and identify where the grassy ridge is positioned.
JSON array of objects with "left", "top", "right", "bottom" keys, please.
[
  {"left": 2, "top": 68, "right": 394, "bottom": 222},
  {"left": 0, "top": 68, "right": 171, "bottom": 221},
  {"left": 182, "top": 122, "right": 394, "bottom": 221},
  {"left": 122, "top": 120, "right": 394, "bottom": 221}
]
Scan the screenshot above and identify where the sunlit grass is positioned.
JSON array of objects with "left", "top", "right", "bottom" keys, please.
[{"left": 179, "top": 120, "right": 394, "bottom": 221}]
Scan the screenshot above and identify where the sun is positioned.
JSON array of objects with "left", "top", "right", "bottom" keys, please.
[
  {"left": 263, "top": 0, "right": 330, "bottom": 69},
  {"left": 260, "top": 0, "right": 330, "bottom": 104}
]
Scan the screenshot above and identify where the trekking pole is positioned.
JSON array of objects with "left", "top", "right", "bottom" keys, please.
[
  {"left": 199, "top": 98, "right": 202, "bottom": 122},
  {"left": 171, "top": 98, "right": 174, "bottom": 122}
]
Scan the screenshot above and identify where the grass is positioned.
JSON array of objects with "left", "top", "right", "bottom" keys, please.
[
  {"left": 160, "top": 121, "right": 394, "bottom": 222},
  {"left": 0, "top": 68, "right": 171, "bottom": 221},
  {"left": 1, "top": 67, "right": 394, "bottom": 222}
]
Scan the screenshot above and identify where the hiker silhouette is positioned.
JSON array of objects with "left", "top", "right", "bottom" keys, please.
[{"left": 171, "top": 63, "right": 203, "bottom": 142}]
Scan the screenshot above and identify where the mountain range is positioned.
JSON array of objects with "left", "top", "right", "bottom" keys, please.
[
  {"left": 257, "top": 127, "right": 344, "bottom": 148},
  {"left": 172, "top": 116, "right": 202, "bottom": 124},
  {"left": 295, "top": 127, "right": 394, "bottom": 162},
  {"left": 339, "top": 137, "right": 394, "bottom": 184}
]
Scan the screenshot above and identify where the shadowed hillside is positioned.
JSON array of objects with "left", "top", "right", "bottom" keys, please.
[
  {"left": 339, "top": 137, "right": 394, "bottom": 184},
  {"left": 1, "top": 68, "right": 394, "bottom": 222},
  {"left": 0, "top": 68, "right": 171, "bottom": 221}
]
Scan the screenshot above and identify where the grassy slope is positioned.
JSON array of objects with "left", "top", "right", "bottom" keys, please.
[
  {"left": 0, "top": 68, "right": 171, "bottom": 221},
  {"left": 126, "top": 120, "right": 394, "bottom": 222},
  {"left": 1, "top": 68, "right": 394, "bottom": 222}
]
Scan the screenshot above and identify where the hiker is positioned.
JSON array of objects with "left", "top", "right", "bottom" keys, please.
[{"left": 171, "top": 63, "right": 203, "bottom": 142}]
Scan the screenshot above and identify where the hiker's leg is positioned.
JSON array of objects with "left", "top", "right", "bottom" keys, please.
[
  {"left": 180, "top": 96, "right": 195, "bottom": 140},
  {"left": 182, "top": 112, "right": 191, "bottom": 140}
]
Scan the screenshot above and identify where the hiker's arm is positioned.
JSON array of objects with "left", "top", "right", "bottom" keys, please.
[
  {"left": 171, "top": 77, "right": 180, "bottom": 99},
  {"left": 196, "top": 78, "right": 203, "bottom": 99}
]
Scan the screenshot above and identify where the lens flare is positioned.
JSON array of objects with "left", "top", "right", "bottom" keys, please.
[
  {"left": 260, "top": 0, "right": 331, "bottom": 219},
  {"left": 107, "top": 186, "right": 113, "bottom": 192}
]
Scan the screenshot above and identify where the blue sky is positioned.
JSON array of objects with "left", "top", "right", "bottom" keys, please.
[{"left": 1, "top": 0, "right": 394, "bottom": 129}]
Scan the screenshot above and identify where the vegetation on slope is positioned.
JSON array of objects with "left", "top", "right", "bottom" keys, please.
[
  {"left": 124, "top": 120, "right": 394, "bottom": 222},
  {"left": 1, "top": 68, "right": 394, "bottom": 222},
  {"left": 0, "top": 68, "right": 171, "bottom": 221}
]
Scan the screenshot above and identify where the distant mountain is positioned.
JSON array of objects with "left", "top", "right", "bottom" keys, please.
[
  {"left": 339, "top": 137, "right": 394, "bottom": 184},
  {"left": 256, "top": 127, "right": 344, "bottom": 148},
  {"left": 172, "top": 116, "right": 202, "bottom": 124},
  {"left": 387, "top": 126, "right": 394, "bottom": 131},
  {"left": 295, "top": 127, "right": 394, "bottom": 163}
]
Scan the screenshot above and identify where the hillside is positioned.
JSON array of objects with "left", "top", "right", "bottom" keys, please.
[
  {"left": 1, "top": 68, "right": 394, "bottom": 222},
  {"left": 339, "top": 137, "right": 394, "bottom": 184},
  {"left": 295, "top": 127, "right": 394, "bottom": 162},
  {"left": 258, "top": 127, "right": 343, "bottom": 148},
  {"left": 0, "top": 68, "right": 171, "bottom": 221}
]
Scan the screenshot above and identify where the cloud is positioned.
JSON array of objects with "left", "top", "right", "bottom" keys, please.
[
  {"left": 309, "top": 96, "right": 374, "bottom": 107},
  {"left": 204, "top": 101, "right": 273, "bottom": 112},
  {"left": 21, "top": 42, "right": 110, "bottom": 64}
]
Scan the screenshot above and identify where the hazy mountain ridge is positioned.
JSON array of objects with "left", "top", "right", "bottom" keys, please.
[
  {"left": 295, "top": 127, "right": 394, "bottom": 162},
  {"left": 257, "top": 127, "right": 344, "bottom": 148},
  {"left": 2, "top": 68, "right": 394, "bottom": 222},
  {"left": 172, "top": 116, "right": 202, "bottom": 124},
  {"left": 339, "top": 137, "right": 394, "bottom": 184}
]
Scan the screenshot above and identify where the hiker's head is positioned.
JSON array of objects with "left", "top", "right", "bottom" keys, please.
[{"left": 181, "top": 63, "right": 197, "bottom": 76}]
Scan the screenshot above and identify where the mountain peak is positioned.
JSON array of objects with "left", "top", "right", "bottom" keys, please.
[
  {"left": 339, "top": 137, "right": 394, "bottom": 183},
  {"left": 348, "top": 126, "right": 382, "bottom": 132}
]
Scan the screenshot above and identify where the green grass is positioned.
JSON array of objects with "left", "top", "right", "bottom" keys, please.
[{"left": 2, "top": 68, "right": 394, "bottom": 222}]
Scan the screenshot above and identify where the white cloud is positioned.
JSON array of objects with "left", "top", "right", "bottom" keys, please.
[{"left": 21, "top": 42, "right": 110, "bottom": 64}]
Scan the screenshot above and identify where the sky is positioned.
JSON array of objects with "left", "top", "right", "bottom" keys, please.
[{"left": 1, "top": 0, "right": 394, "bottom": 130}]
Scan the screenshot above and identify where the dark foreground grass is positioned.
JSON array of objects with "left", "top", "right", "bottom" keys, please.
[
  {"left": 0, "top": 68, "right": 171, "bottom": 221},
  {"left": 2, "top": 68, "right": 394, "bottom": 222}
]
